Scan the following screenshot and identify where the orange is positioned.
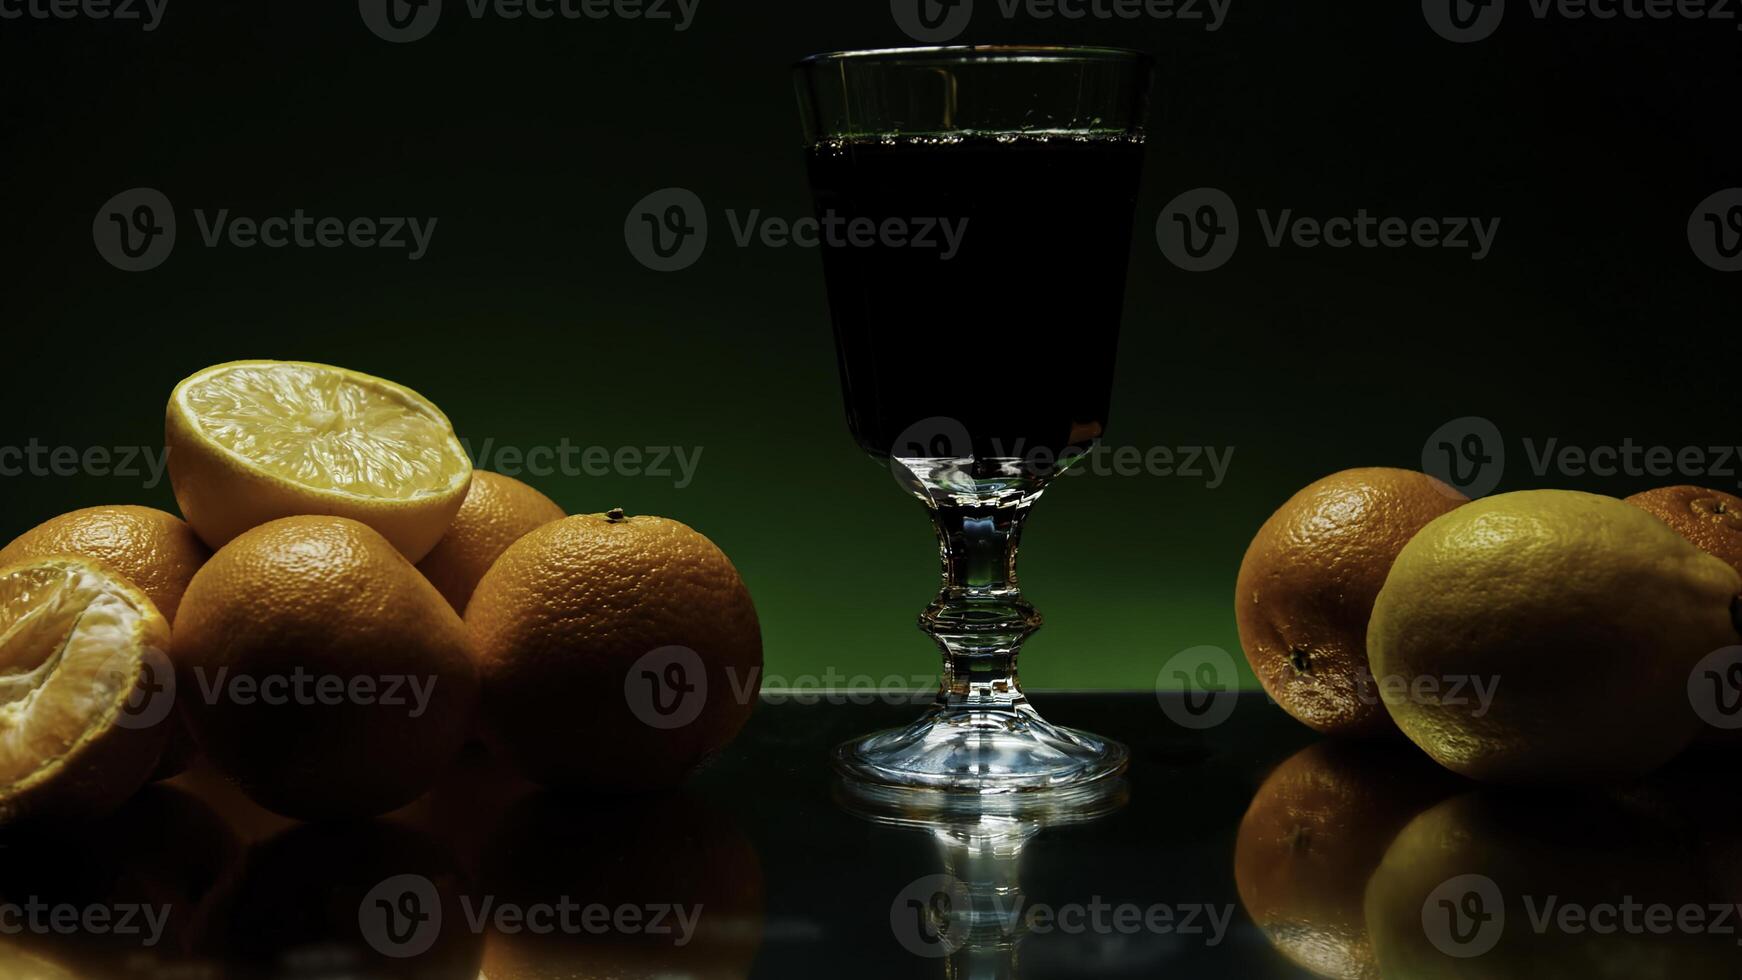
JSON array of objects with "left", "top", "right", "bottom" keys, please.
[
  {"left": 417, "top": 471, "right": 565, "bottom": 614},
  {"left": 0, "top": 504, "right": 209, "bottom": 623},
  {"left": 467, "top": 509, "right": 762, "bottom": 792},
  {"left": 165, "top": 360, "right": 472, "bottom": 561},
  {"left": 1, "top": 506, "right": 210, "bottom": 781},
  {"left": 0, "top": 556, "right": 174, "bottom": 825},
  {"left": 171, "top": 516, "right": 478, "bottom": 819},
  {"left": 1627, "top": 485, "right": 1742, "bottom": 593},
  {"left": 1234, "top": 741, "right": 1461, "bottom": 979},
  {"left": 1235, "top": 468, "right": 1465, "bottom": 736}
]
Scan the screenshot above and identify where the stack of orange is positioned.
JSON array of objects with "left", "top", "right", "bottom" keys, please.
[{"left": 0, "top": 359, "right": 761, "bottom": 827}]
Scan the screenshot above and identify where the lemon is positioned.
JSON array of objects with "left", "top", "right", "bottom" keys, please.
[
  {"left": 1368, "top": 490, "right": 1740, "bottom": 782},
  {"left": 166, "top": 360, "right": 471, "bottom": 562}
]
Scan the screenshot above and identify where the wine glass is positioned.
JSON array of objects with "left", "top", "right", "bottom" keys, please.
[{"left": 795, "top": 46, "right": 1154, "bottom": 792}]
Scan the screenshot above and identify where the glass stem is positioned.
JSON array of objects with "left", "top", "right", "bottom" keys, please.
[{"left": 922, "top": 499, "right": 1043, "bottom": 709}]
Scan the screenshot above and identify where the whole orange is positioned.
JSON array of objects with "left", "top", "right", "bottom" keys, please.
[
  {"left": 0, "top": 505, "right": 209, "bottom": 623},
  {"left": 417, "top": 471, "right": 565, "bottom": 614},
  {"left": 1235, "top": 468, "right": 1466, "bottom": 736},
  {"left": 1627, "top": 485, "right": 1742, "bottom": 592},
  {"left": 466, "top": 509, "right": 761, "bottom": 793},
  {"left": 171, "top": 516, "right": 478, "bottom": 819}
]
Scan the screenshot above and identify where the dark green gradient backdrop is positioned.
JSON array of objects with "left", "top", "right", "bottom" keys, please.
[{"left": 1, "top": 3, "right": 1735, "bottom": 690}]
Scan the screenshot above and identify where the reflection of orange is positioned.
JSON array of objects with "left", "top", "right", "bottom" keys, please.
[
  {"left": 1234, "top": 741, "right": 1460, "bottom": 979},
  {"left": 0, "top": 785, "right": 241, "bottom": 975},
  {"left": 479, "top": 791, "right": 765, "bottom": 980},
  {"left": 1235, "top": 468, "right": 1465, "bottom": 736},
  {"left": 196, "top": 820, "right": 482, "bottom": 979}
]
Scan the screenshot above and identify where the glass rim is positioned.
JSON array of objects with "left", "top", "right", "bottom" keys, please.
[{"left": 794, "top": 44, "right": 1152, "bottom": 71}]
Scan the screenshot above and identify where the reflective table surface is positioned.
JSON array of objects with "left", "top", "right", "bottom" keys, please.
[{"left": 3, "top": 693, "right": 1738, "bottom": 978}]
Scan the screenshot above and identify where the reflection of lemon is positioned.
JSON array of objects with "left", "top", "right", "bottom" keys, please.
[
  {"left": 166, "top": 360, "right": 471, "bottom": 561},
  {"left": 0, "top": 557, "right": 173, "bottom": 825},
  {"left": 1234, "top": 741, "right": 1459, "bottom": 979},
  {"left": 1366, "top": 791, "right": 1727, "bottom": 978},
  {"left": 1369, "top": 490, "right": 1740, "bottom": 782}
]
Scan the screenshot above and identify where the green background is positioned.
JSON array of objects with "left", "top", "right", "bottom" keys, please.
[{"left": 0, "top": 3, "right": 1733, "bottom": 691}]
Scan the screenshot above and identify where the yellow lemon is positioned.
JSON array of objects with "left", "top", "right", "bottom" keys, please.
[
  {"left": 165, "top": 360, "right": 471, "bottom": 561},
  {"left": 1368, "top": 490, "right": 1739, "bottom": 782}
]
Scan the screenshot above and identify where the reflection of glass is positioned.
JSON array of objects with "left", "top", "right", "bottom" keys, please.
[
  {"left": 837, "top": 777, "right": 1127, "bottom": 976},
  {"left": 795, "top": 46, "right": 1153, "bottom": 792}
]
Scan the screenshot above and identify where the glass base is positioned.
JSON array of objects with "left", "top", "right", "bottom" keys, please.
[{"left": 832, "top": 699, "right": 1129, "bottom": 794}]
